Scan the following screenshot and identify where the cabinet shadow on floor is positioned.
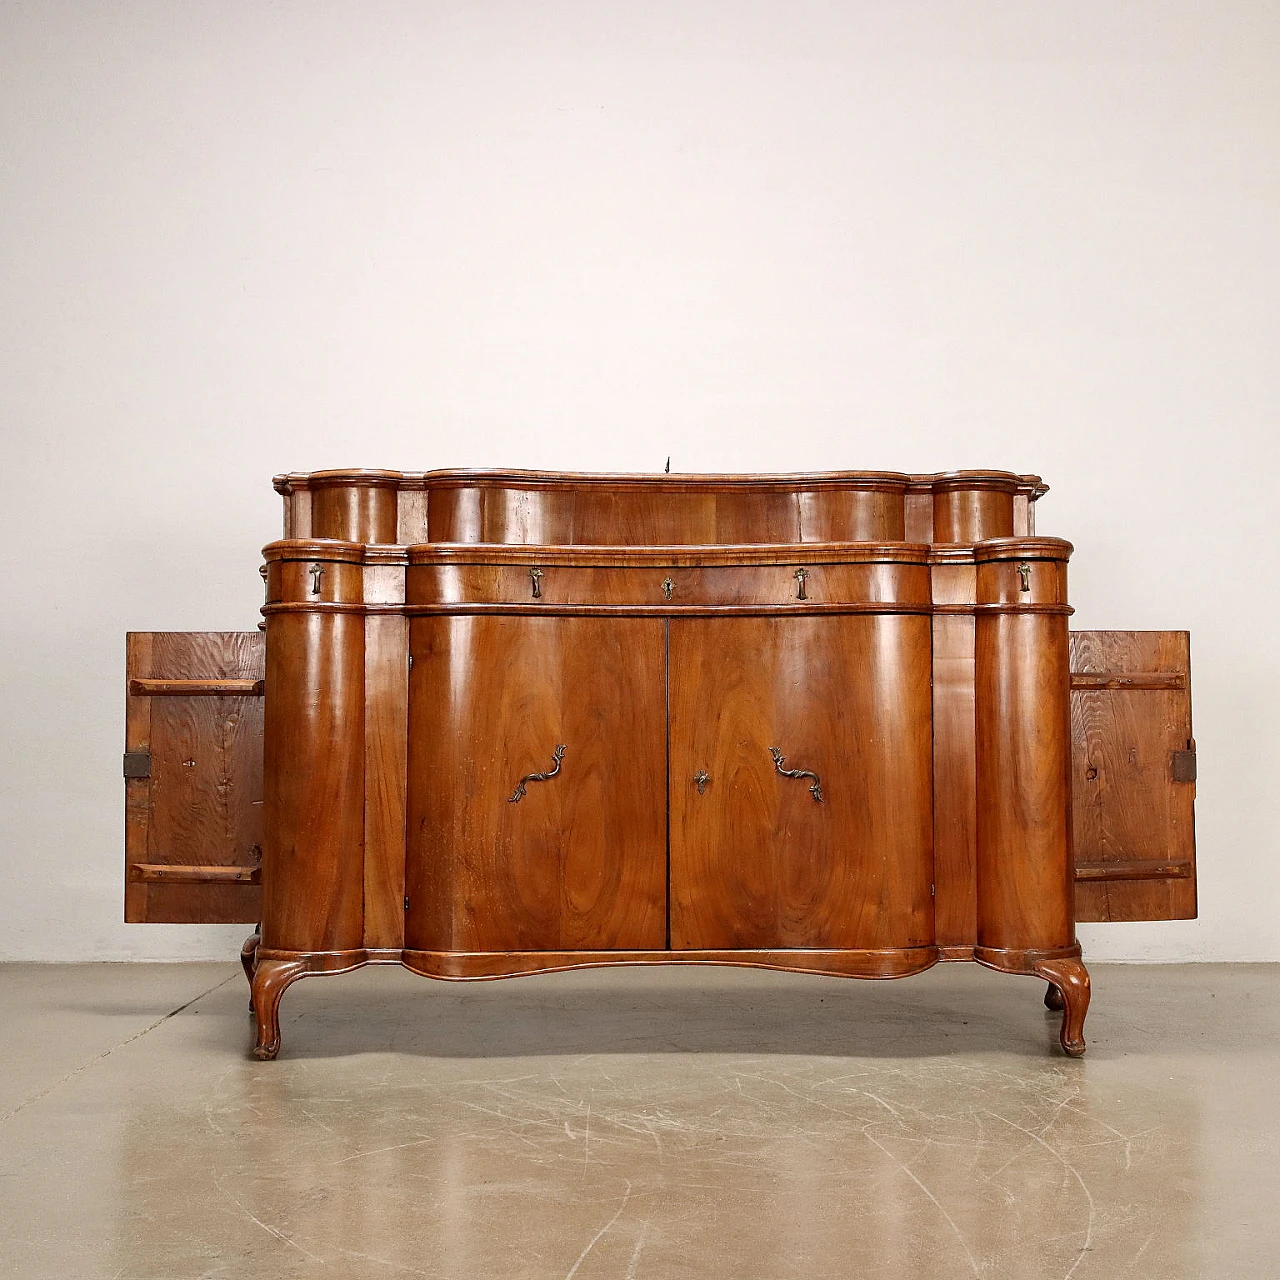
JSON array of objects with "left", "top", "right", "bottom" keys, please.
[{"left": 98, "top": 961, "right": 1258, "bottom": 1063}]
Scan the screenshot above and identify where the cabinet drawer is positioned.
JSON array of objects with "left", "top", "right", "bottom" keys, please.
[{"left": 407, "top": 547, "right": 932, "bottom": 610}]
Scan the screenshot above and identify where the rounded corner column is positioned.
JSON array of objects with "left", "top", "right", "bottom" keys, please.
[
  {"left": 260, "top": 541, "right": 367, "bottom": 963},
  {"left": 973, "top": 538, "right": 1089, "bottom": 1053}
]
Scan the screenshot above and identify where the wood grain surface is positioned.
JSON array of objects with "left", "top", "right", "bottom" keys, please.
[
  {"left": 1069, "top": 630, "right": 1196, "bottom": 921},
  {"left": 668, "top": 616, "right": 934, "bottom": 950},
  {"left": 261, "top": 610, "right": 366, "bottom": 953},
  {"left": 405, "top": 616, "right": 668, "bottom": 951},
  {"left": 932, "top": 613, "right": 978, "bottom": 949},
  {"left": 975, "top": 613, "right": 1075, "bottom": 954},
  {"left": 273, "top": 468, "right": 1048, "bottom": 547},
  {"left": 124, "top": 632, "right": 264, "bottom": 924},
  {"left": 128, "top": 466, "right": 1171, "bottom": 1062}
]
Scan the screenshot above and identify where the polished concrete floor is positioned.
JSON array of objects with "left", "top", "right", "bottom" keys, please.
[{"left": 1, "top": 962, "right": 1277, "bottom": 1279}]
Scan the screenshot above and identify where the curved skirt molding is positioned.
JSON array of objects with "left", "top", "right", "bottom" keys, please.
[
  {"left": 400, "top": 947, "right": 940, "bottom": 981},
  {"left": 972, "top": 944, "right": 1083, "bottom": 975}
]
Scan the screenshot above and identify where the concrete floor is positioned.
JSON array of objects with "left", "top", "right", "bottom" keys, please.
[{"left": 1, "top": 963, "right": 1277, "bottom": 1280}]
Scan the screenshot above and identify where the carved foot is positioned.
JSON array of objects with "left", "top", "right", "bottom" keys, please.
[
  {"left": 250, "top": 958, "right": 308, "bottom": 1061},
  {"left": 1044, "top": 982, "right": 1064, "bottom": 1011},
  {"left": 240, "top": 931, "right": 261, "bottom": 1012},
  {"left": 1036, "top": 958, "right": 1090, "bottom": 1056}
]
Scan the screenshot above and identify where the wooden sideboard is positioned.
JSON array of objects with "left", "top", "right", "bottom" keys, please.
[{"left": 123, "top": 469, "right": 1198, "bottom": 1059}]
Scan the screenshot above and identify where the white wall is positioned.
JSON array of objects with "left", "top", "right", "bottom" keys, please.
[{"left": 1, "top": 1, "right": 1276, "bottom": 961}]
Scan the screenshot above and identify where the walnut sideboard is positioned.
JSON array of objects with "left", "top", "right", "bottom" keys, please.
[{"left": 122, "top": 469, "right": 1197, "bottom": 1059}]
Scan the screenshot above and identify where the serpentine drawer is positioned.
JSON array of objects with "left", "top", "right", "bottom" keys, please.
[{"left": 405, "top": 543, "right": 933, "bottom": 612}]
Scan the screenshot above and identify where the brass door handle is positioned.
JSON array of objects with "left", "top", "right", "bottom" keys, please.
[
  {"left": 308, "top": 563, "right": 324, "bottom": 596},
  {"left": 694, "top": 770, "right": 710, "bottom": 794},
  {"left": 509, "top": 744, "right": 566, "bottom": 803},
  {"left": 1016, "top": 561, "right": 1031, "bottom": 592},
  {"left": 529, "top": 567, "right": 544, "bottom": 599},
  {"left": 794, "top": 567, "right": 808, "bottom": 600},
  {"left": 770, "top": 747, "right": 823, "bottom": 803}
]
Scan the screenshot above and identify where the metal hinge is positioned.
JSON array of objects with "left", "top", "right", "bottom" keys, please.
[
  {"left": 404, "top": 895, "right": 410, "bottom": 912},
  {"left": 1171, "top": 743, "right": 1197, "bottom": 783},
  {"left": 408, "top": 655, "right": 414, "bottom": 670},
  {"left": 123, "top": 751, "right": 151, "bottom": 780}
]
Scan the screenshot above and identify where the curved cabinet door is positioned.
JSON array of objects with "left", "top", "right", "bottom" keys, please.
[
  {"left": 669, "top": 616, "right": 934, "bottom": 951},
  {"left": 405, "top": 616, "right": 667, "bottom": 952}
]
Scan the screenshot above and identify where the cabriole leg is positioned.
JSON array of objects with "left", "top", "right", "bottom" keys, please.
[
  {"left": 1036, "top": 958, "right": 1091, "bottom": 1057},
  {"left": 250, "top": 958, "right": 308, "bottom": 1061}
]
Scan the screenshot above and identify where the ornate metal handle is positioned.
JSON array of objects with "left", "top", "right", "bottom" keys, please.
[
  {"left": 794, "top": 567, "right": 808, "bottom": 601},
  {"left": 509, "top": 744, "right": 566, "bottom": 803},
  {"left": 529, "top": 567, "right": 544, "bottom": 599},
  {"left": 770, "top": 747, "right": 823, "bottom": 803},
  {"left": 1016, "top": 561, "right": 1031, "bottom": 592},
  {"left": 694, "top": 770, "right": 710, "bottom": 794},
  {"left": 308, "top": 563, "right": 324, "bottom": 596}
]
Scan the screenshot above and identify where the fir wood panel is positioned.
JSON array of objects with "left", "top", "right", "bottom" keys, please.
[
  {"left": 404, "top": 616, "right": 668, "bottom": 952},
  {"left": 668, "top": 616, "right": 934, "bottom": 950},
  {"left": 1070, "top": 630, "right": 1196, "bottom": 922},
  {"left": 124, "top": 632, "right": 264, "bottom": 923}
]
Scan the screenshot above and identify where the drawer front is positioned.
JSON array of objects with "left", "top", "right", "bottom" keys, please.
[{"left": 407, "top": 561, "right": 931, "bottom": 609}]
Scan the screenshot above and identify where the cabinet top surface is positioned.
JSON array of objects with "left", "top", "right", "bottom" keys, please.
[{"left": 274, "top": 467, "right": 1047, "bottom": 495}]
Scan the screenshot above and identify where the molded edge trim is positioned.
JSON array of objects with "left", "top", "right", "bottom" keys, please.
[
  {"left": 251, "top": 946, "right": 943, "bottom": 980},
  {"left": 274, "top": 468, "right": 1047, "bottom": 496},
  {"left": 408, "top": 542, "right": 934, "bottom": 566},
  {"left": 405, "top": 947, "right": 941, "bottom": 980},
  {"left": 972, "top": 944, "right": 1083, "bottom": 975},
  {"left": 973, "top": 537, "right": 1074, "bottom": 562},
  {"left": 399, "top": 603, "right": 937, "bottom": 618}
]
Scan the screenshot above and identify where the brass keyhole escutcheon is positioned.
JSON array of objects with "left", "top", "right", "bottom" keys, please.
[
  {"left": 694, "top": 770, "right": 709, "bottom": 794},
  {"left": 794, "top": 567, "right": 809, "bottom": 601},
  {"left": 1016, "top": 562, "right": 1032, "bottom": 593},
  {"left": 662, "top": 577, "right": 675, "bottom": 601},
  {"left": 529, "top": 567, "right": 544, "bottom": 599},
  {"left": 308, "top": 563, "right": 324, "bottom": 596}
]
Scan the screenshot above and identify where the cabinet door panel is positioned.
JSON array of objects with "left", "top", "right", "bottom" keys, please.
[
  {"left": 1070, "top": 630, "right": 1196, "bottom": 921},
  {"left": 669, "top": 616, "right": 934, "bottom": 950},
  {"left": 124, "top": 631, "right": 264, "bottom": 924},
  {"left": 405, "top": 617, "right": 667, "bottom": 951}
]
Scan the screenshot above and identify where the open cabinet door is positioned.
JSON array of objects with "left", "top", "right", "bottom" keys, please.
[
  {"left": 1069, "top": 630, "right": 1196, "bottom": 922},
  {"left": 124, "top": 632, "right": 264, "bottom": 923}
]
